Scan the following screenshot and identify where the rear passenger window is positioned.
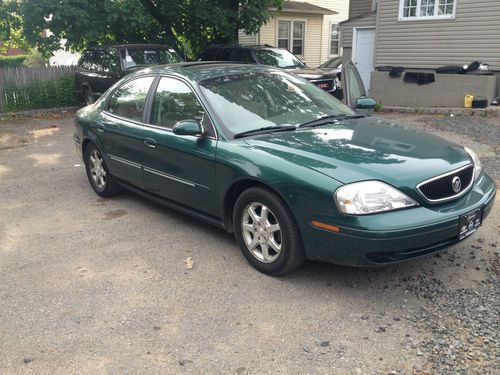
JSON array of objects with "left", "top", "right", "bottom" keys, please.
[
  {"left": 199, "top": 48, "right": 219, "bottom": 61},
  {"left": 230, "top": 49, "right": 253, "bottom": 63},
  {"left": 100, "top": 48, "right": 120, "bottom": 75},
  {"left": 218, "top": 48, "right": 232, "bottom": 61},
  {"left": 150, "top": 77, "right": 204, "bottom": 129},
  {"left": 78, "top": 50, "right": 94, "bottom": 70},
  {"left": 107, "top": 77, "right": 155, "bottom": 122}
]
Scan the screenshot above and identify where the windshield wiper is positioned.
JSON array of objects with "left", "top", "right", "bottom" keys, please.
[
  {"left": 298, "top": 114, "right": 365, "bottom": 128},
  {"left": 233, "top": 126, "right": 296, "bottom": 139}
]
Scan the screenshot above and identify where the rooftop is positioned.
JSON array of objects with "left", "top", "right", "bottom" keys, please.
[{"left": 271, "top": 1, "right": 337, "bottom": 15}]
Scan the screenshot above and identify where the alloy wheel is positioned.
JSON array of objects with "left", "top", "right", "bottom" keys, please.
[
  {"left": 241, "top": 202, "right": 282, "bottom": 263},
  {"left": 89, "top": 149, "right": 107, "bottom": 190}
]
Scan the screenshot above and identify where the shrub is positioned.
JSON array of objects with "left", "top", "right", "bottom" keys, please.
[
  {"left": 0, "top": 55, "right": 28, "bottom": 67},
  {"left": 23, "top": 49, "right": 48, "bottom": 68},
  {"left": 374, "top": 101, "right": 384, "bottom": 112},
  {"left": 0, "top": 74, "right": 78, "bottom": 113}
]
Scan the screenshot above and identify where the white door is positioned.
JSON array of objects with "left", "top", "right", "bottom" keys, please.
[{"left": 354, "top": 28, "right": 376, "bottom": 92}]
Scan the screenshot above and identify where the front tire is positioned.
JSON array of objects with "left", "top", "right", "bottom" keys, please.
[
  {"left": 83, "top": 143, "right": 121, "bottom": 197},
  {"left": 233, "top": 187, "right": 305, "bottom": 276}
]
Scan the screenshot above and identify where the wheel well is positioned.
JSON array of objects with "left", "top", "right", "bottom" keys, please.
[
  {"left": 223, "top": 179, "right": 283, "bottom": 233},
  {"left": 81, "top": 139, "right": 94, "bottom": 158}
]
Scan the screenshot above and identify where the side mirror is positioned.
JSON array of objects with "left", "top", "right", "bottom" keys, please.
[
  {"left": 173, "top": 120, "right": 203, "bottom": 136},
  {"left": 355, "top": 97, "right": 377, "bottom": 109}
]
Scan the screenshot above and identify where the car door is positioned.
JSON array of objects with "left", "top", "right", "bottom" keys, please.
[
  {"left": 141, "top": 76, "right": 217, "bottom": 215},
  {"left": 341, "top": 60, "right": 377, "bottom": 116},
  {"left": 98, "top": 75, "right": 156, "bottom": 188},
  {"left": 341, "top": 60, "right": 368, "bottom": 109}
]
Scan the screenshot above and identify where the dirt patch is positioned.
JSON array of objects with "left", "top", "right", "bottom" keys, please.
[{"left": 103, "top": 209, "right": 128, "bottom": 220}]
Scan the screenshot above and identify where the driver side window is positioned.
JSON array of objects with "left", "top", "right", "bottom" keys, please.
[{"left": 150, "top": 77, "right": 204, "bottom": 129}]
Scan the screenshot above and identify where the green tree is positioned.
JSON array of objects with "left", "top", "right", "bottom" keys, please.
[
  {"left": 0, "top": 0, "right": 27, "bottom": 53},
  {"left": 2, "top": 0, "right": 283, "bottom": 58}
]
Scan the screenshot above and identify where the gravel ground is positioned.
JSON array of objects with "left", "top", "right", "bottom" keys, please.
[
  {"left": 0, "top": 111, "right": 498, "bottom": 374},
  {"left": 377, "top": 113, "right": 500, "bottom": 374}
]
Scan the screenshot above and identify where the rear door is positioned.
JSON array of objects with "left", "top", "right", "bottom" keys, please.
[
  {"left": 98, "top": 75, "right": 156, "bottom": 188},
  {"left": 141, "top": 76, "right": 217, "bottom": 215}
]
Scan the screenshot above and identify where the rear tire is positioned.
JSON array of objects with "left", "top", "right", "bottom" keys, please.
[
  {"left": 83, "top": 143, "right": 121, "bottom": 197},
  {"left": 233, "top": 187, "right": 305, "bottom": 276}
]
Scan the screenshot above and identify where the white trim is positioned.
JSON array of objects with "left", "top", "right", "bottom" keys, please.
[
  {"left": 398, "top": 0, "right": 456, "bottom": 21},
  {"left": 329, "top": 22, "right": 340, "bottom": 57},
  {"left": 275, "top": 17, "right": 308, "bottom": 58}
]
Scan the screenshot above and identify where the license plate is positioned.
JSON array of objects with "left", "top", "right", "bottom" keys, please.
[{"left": 458, "top": 208, "right": 482, "bottom": 240}]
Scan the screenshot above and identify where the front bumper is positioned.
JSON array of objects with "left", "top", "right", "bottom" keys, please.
[
  {"left": 73, "top": 133, "right": 82, "bottom": 161},
  {"left": 297, "top": 173, "right": 497, "bottom": 266}
]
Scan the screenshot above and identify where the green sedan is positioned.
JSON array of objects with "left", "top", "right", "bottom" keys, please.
[{"left": 74, "top": 62, "right": 496, "bottom": 276}]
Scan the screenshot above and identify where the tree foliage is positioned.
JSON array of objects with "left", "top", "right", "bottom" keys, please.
[
  {"left": 1, "top": 0, "right": 283, "bottom": 58},
  {"left": 0, "top": 0, "right": 27, "bottom": 52}
]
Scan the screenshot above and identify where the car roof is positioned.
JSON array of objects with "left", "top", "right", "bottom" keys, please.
[
  {"left": 87, "top": 43, "right": 175, "bottom": 50},
  {"left": 126, "top": 61, "right": 282, "bottom": 82},
  {"left": 204, "top": 44, "right": 282, "bottom": 50}
]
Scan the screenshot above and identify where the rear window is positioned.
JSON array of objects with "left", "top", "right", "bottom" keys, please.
[
  {"left": 120, "top": 47, "right": 182, "bottom": 70},
  {"left": 254, "top": 49, "right": 305, "bottom": 69}
]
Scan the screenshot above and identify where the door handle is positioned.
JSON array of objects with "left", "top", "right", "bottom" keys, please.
[
  {"left": 144, "top": 138, "right": 157, "bottom": 148},
  {"left": 96, "top": 124, "right": 105, "bottom": 132}
]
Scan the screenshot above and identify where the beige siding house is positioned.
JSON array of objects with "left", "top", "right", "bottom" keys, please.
[
  {"left": 239, "top": 1, "right": 350, "bottom": 67},
  {"left": 340, "top": 0, "right": 500, "bottom": 106}
]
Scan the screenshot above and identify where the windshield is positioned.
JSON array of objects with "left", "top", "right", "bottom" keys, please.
[
  {"left": 320, "top": 56, "right": 343, "bottom": 69},
  {"left": 254, "top": 49, "right": 305, "bottom": 69},
  {"left": 199, "top": 71, "right": 355, "bottom": 137},
  {"left": 121, "top": 47, "right": 182, "bottom": 69}
]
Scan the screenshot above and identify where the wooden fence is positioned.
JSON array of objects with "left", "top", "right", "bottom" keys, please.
[{"left": 0, "top": 66, "right": 77, "bottom": 112}]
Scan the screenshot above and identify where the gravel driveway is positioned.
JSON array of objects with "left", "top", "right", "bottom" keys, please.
[{"left": 0, "top": 111, "right": 498, "bottom": 374}]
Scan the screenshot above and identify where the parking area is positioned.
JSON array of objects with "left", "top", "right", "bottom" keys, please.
[{"left": 0, "top": 111, "right": 498, "bottom": 374}]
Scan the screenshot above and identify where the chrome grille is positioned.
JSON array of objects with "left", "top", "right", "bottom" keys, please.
[{"left": 417, "top": 165, "right": 474, "bottom": 203}]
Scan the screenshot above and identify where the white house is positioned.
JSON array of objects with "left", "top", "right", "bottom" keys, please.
[{"left": 239, "top": 1, "right": 350, "bottom": 67}]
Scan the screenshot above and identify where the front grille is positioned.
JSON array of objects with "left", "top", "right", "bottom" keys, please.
[{"left": 417, "top": 165, "right": 474, "bottom": 202}]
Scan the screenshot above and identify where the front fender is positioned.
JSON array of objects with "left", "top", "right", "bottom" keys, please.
[{"left": 215, "top": 141, "right": 343, "bottom": 219}]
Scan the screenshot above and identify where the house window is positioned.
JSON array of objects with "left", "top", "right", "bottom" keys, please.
[
  {"left": 330, "top": 24, "right": 339, "bottom": 55},
  {"left": 277, "top": 20, "right": 305, "bottom": 56},
  {"left": 399, "top": 0, "right": 456, "bottom": 20}
]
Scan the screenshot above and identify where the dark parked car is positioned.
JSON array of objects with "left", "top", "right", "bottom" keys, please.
[
  {"left": 74, "top": 62, "right": 495, "bottom": 276},
  {"left": 198, "top": 44, "right": 342, "bottom": 99},
  {"left": 76, "top": 44, "right": 183, "bottom": 105},
  {"left": 318, "top": 55, "right": 344, "bottom": 75}
]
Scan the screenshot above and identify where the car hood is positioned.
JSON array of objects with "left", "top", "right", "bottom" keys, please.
[
  {"left": 243, "top": 117, "right": 472, "bottom": 195},
  {"left": 287, "top": 67, "right": 336, "bottom": 80}
]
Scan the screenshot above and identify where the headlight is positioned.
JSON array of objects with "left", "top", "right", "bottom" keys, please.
[
  {"left": 464, "top": 147, "right": 482, "bottom": 181},
  {"left": 335, "top": 181, "right": 418, "bottom": 215}
]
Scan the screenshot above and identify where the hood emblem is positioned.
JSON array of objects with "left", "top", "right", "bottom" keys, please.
[{"left": 452, "top": 176, "right": 462, "bottom": 193}]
